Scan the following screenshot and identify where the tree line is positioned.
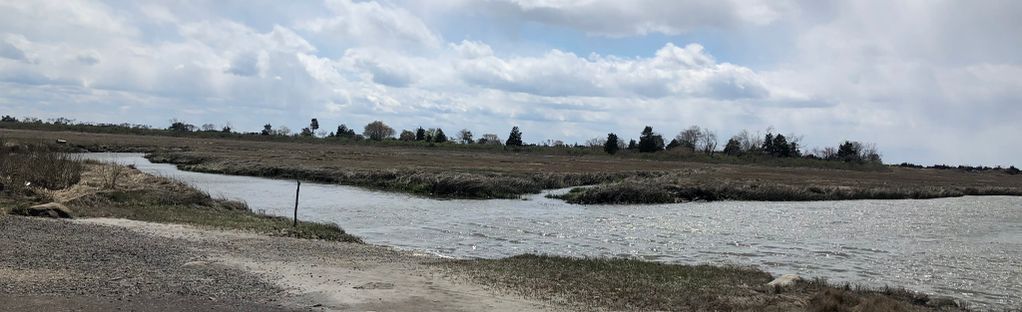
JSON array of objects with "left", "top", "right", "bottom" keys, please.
[
  {"left": 593, "top": 125, "right": 883, "bottom": 164},
  {"left": 7, "top": 114, "right": 1020, "bottom": 171}
]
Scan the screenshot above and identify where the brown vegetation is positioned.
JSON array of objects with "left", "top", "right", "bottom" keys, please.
[
  {"left": 3, "top": 128, "right": 1020, "bottom": 203},
  {"left": 446, "top": 254, "right": 963, "bottom": 311},
  {"left": 0, "top": 138, "right": 361, "bottom": 242}
]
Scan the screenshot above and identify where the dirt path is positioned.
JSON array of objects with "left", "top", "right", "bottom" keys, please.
[{"left": 73, "top": 218, "right": 556, "bottom": 311}]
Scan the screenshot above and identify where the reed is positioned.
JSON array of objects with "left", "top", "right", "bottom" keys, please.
[{"left": 0, "top": 138, "right": 84, "bottom": 196}]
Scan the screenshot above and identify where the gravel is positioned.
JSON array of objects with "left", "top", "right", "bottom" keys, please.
[{"left": 0, "top": 216, "right": 294, "bottom": 311}]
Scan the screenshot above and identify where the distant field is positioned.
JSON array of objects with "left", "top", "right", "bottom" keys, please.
[{"left": 3, "top": 128, "right": 1021, "bottom": 202}]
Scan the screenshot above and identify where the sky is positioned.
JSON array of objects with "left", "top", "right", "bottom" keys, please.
[{"left": 0, "top": 0, "right": 1020, "bottom": 166}]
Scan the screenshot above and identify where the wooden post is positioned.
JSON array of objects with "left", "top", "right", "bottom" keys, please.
[{"left": 293, "top": 180, "right": 301, "bottom": 227}]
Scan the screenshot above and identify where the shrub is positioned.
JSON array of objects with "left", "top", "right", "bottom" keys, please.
[{"left": 0, "top": 139, "right": 84, "bottom": 195}]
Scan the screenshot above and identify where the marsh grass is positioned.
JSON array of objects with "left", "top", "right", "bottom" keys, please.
[
  {"left": 555, "top": 178, "right": 1022, "bottom": 204},
  {"left": 446, "top": 254, "right": 964, "bottom": 312},
  {"left": 64, "top": 171, "right": 363, "bottom": 243},
  {"left": 146, "top": 152, "right": 649, "bottom": 199},
  {"left": 0, "top": 151, "right": 363, "bottom": 243},
  {"left": 0, "top": 138, "right": 84, "bottom": 195}
]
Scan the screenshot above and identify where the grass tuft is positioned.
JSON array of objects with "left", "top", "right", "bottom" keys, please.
[{"left": 445, "top": 254, "right": 964, "bottom": 311}]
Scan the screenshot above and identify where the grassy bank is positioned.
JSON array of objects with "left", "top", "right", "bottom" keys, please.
[
  {"left": 448, "top": 254, "right": 962, "bottom": 311},
  {"left": 1, "top": 141, "right": 360, "bottom": 242},
  {"left": 551, "top": 174, "right": 1022, "bottom": 204},
  {"left": 146, "top": 151, "right": 649, "bottom": 199},
  {"left": 66, "top": 164, "right": 361, "bottom": 242}
]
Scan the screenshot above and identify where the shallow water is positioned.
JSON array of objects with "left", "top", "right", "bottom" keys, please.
[{"left": 85, "top": 153, "right": 1022, "bottom": 309}]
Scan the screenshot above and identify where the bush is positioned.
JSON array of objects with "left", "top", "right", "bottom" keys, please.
[{"left": 0, "top": 139, "right": 84, "bottom": 195}]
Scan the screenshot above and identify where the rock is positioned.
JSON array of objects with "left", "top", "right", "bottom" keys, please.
[
  {"left": 56, "top": 139, "right": 68, "bottom": 144},
  {"left": 182, "top": 261, "right": 210, "bottom": 267},
  {"left": 25, "top": 203, "right": 73, "bottom": 219},
  {"left": 767, "top": 274, "right": 802, "bottom": 287}
]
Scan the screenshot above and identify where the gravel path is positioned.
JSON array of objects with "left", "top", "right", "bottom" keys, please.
[
  {"left": 0, "top": 216, "right": 556, "bottom": 311},
  {"left": 0, "top": 216, "right": 292, "bottom": 311}
]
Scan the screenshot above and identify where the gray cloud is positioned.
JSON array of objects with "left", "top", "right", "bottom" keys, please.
[
  {"left": 226, "top": 52, "right": 260, "bottom": 76},
  {"left": 0, "top": 40, "right": 26, "bottom": 61},
  {"left": 453, "top": 0, "right": 790, "bottom": 36}
]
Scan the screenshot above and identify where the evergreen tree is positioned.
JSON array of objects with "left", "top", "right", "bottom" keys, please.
[
  {"left": 261, "top": 124, "right": 273, "bottom": 136},
  {"left": 433, "top": 128, "right": 448, "bottom": 143},
  {"left": 310, "top": 118, "right": 319, "bottom": 132},
  {"left": 505, "top": 126, "right": 523, "bottom": 146},
  {"left": 336, "top": 124, "right": 356, "bottom": 138},
  {"left": 638, "top": 126, "right": 661, "bottom": 153},
  {"left": 723, "top": 138, "right": 742, "bottom": 156},
  {"left": 627, "top": 139, "right": 637, "bottom": 150},
  {"left": 666, "top": 139, "right": 681, "bottom": 150},
  {"left": 415, "top": 127, "right": 426, "bottom": 141},
  {"left": 772, "top": 134, "right": 790, "bottom": 157},
  {"left": 837, "top": 141, "right": 860, "bottom": 162},
  {"left": 762, "top": 133, "right": 774, "bottom": 155},
  {"left": 604, "top": 133, "right": 620, "bottom": 154}
]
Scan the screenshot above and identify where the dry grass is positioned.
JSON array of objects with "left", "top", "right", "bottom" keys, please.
[
  {"left": 555, "top": 175, "right": 1022, "bottom": 204},
  {"left": 447, "top": 255, "right": 964, "bottom": 312},
  {"left": 3, "top": 129, "right": 1020, "bottom": 202},
  {"left": 0, "top": 138, "right": 84, "bottom": 196},
  {"left": 0, "top": 147, "right": 362, "bottom": 243},
  {"left": 60, "top": 163, "right": 363, "bottom": 243}
]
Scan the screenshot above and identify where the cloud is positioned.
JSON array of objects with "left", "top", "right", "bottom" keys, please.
[
  {"left": 452, "top": 41, "right": 771, "bottom": 99},
  {"left": 75, "top": 51, "right": 101, "bottom": 65},
  {"left": 448, "top": 0, "right": 790, "bottom": 36},
  {"left": 0, "top": 0, "right": 1020, "bottom": 166},
  {"left": 297, "top": 0, "right": 442, "bottom": 49},
  {"left": 0, "top": 39, "right": 26, "bottom": 61},
  {"left": 225, "top": 52, "right": 260, "bottom": 77}
]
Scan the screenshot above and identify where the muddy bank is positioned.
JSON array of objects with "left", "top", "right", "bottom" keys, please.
[
  {"left": 150, "top": 151, "right": 1022, "bottom": 204},
  {"left": 145, "top": 152, "right": 646, "bottom": 199},
  {"left": 553, "top": 178, "right": 1022, "bottom": 204}
]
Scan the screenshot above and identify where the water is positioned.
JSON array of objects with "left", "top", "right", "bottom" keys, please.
[{"left": 84, "top": 153, "right": 1022, "bottom": 309}]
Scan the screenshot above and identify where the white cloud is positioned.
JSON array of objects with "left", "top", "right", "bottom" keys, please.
[
  {"left": 452, "top": 41, "right": 773, "bottom": 99},
  {"left": 297, "top": 0, "right": 442, "bottom": 49},
  {"left": 448, "top": 0, "right": 791, "bottom": 36}
]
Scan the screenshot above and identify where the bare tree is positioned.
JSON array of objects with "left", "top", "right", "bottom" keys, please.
[
  {"left": 479, "top": 133, "right": 501, "bottom": 145},
  {"left": 585, "top": 137, "right": 606, "bottom": 147},
  {"left": 457, "top": 129, "right": 474, "bottom": 144},
  {"left": 735, "top": 129, "right": 762, "bottom": 153},
  {"left": 363, "top": 121, "right": 395, "bottom": 140},
  {"left": 699, "top": 128, "right": 717, "bottom": 155},
  {"left": 814, "top": 147, "right": 838, "bottom": 160},
  {"left": 859, "top": 142, "right": 881, "bottom": 162},
  {"left": 675, "top": 126, "right": 703, "bottom": 151}
]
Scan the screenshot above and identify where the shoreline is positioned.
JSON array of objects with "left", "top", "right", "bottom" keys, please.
[
  {"left": 1, "top": 158, "right": 973, "bottom": 310},
  {"left": 145, "top": 150, "right": 1022, "bottom": 204},
  {"left": 1, "top": 216, "right": 968, "bottom": 311}
]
